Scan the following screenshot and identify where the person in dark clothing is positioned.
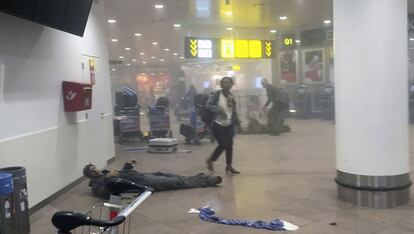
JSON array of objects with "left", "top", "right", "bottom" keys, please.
[
  {"left": 261, "top": 79, "right": 291, "bottom": 135},
  {"left": 83, "top": 162, "right": 222, "bottom": 199},
  {"left": 261, "top": 79, "right": 282, "bottom": 135},
  {"left": 205, "top": 77, "right": 240, "bottom": 174},
  {"left": 155, "top": 96, "right": 170, "bottom": 108},
  {"left": 183, "top": 85, "right": 198, "bottom": 108}
]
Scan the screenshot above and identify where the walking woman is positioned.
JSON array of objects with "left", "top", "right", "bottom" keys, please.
[{"left": 205, "top": 77, "right": 240, "bottom": 174}]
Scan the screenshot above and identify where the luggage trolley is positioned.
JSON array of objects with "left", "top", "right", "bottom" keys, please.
[
  {"left": 52, "top": 178, "right": 153, "bottom": 234},
  {"left": 148, "top": 106, "right": 172, "bottom": 138},
  {"left": 180, "top": 107, "right": 214, "bottom": 144},
  {"left": 114, "top": 112, "right": 143, "bottom": 144}
]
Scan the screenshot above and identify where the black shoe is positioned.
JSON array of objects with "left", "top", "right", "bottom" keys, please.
[
  {"left": 225, "top": 166, "right": 240, "bottom": 174},
  {"left": 213, "top": 176, "right": 222, "bottom": 184},
  {"left": 206, "top": 159, "right": 214, "bottom": 172}
]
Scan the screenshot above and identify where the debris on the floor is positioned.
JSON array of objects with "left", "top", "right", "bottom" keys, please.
[
  {"left": 188, "top": 206, "right": 299, "bottom": 231},
  {"left": 329, "top": 222, "right": 337, "bottom": 226}
]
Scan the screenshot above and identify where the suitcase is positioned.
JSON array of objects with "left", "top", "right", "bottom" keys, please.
[
  {"left": 179, "top": 123, "right": 195, "bottom": 138},
  {"left": 148, "top": 138, "right": 178, "bottom": 153}
]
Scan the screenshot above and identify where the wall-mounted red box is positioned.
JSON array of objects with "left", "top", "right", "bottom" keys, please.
[{"left": 62, "top": 81, "right": 93, "bottom": 112}]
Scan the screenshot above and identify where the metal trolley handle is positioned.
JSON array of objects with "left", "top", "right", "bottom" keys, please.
[
  {"left": 52, "top": 178, "right": 153, "bottom": 234},
  {"left": 52, "top": 211, "right": 126, "bottom": 234}
]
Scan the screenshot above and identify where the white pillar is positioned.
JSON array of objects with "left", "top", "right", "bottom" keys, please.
[
  {"left": 0, "top": 64, "right": 4, "bottom": 104},
  {"left": 334, "top": 0, "right": 410, "bottom": 207}
]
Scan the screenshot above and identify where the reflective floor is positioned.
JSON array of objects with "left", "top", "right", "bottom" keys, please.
[{"left": 31, "top": 119, "right": 414, "bottom": 233}]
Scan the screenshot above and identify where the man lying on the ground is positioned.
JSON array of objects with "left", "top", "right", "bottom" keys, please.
[{"left": 83, "top": 162, "right": 222, "bottom": 199}]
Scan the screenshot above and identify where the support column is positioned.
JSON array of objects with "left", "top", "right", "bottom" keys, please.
[{"left": 334, "top": 0, "right": 411, "bottom": 208}]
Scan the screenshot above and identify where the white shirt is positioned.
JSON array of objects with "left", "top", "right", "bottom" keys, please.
[{"left": 214, "top": 92, "right": 232, "bottom": 127}]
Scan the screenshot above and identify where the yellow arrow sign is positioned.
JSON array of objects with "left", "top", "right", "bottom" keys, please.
[
  {"left": 265, "top": 42, "right": 272, "bottom": 56},
  {"left": 190, "top": 39, "right": 198, "bottom": 56}
]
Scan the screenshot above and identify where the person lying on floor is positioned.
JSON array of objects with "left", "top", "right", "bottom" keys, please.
[{"left": 83, "top": 161, "right": 222, "bottom": 199}]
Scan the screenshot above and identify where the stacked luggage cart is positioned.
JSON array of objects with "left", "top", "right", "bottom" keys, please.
[
  {"left": 148, "top": 106, "right": 172, "bottom": 138},
  {"left": 113, "top": 87, "right": 143, "bottom": 144}
]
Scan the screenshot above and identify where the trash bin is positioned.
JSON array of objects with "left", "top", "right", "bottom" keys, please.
[
  {"left": 0, "top": 167, "right": 30, "bottom": 234},
  {"left": 0, "top": 172, "right": 14, "bottom": 234}
]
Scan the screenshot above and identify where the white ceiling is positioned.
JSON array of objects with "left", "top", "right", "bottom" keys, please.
[{"left": 104, "top": 0, "right": 414, "bottom": 73}]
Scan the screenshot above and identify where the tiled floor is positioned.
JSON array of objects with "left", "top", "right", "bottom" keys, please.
[{"left": 31, "top": 119, "right": 414, "bottom": 233}]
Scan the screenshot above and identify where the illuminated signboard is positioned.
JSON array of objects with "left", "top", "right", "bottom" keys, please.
[
  {"left": 185, "top": 37, "right": 215, "bottom": 58},
  {"left": 198, "top": 39, "right": 213, "bottom": 58},
  {"left": 281, "top": 34, "right": 296, "bottom": 49},
  {"left": 232, "top": 65, "right": 241, "bottom": 71},
  {"left": 235, "top": 40, "right": 248, "bottom": 58},
  {"left": 249, "top": 40, "right": 262, "bottom": 58},
  {"left": 221, "top": 39, "right": 235, "bottom": 58},
  {"left": 185, "top": 37, "right": 275, "bottom": 59}
]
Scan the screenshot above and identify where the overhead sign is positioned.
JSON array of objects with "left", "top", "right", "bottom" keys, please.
[
  {"left": 300, "top": 28, "right": 328, "bottom": 46},
  {"left": 185, "top": 38, "right": 215, "bottom": 58},
  {"left": 221, "top": 39, "right": 235, "bottom": 58},
  {"left": 263, "top": 40, "right": 274, "bottom": 58},
  {"left": 185, "top": 37, "right": 275, "bottom": 59},
  {"left": 232, "top": 65, "right": 241, "bottom": 71},
  {"left": 281, "top": 34, "right": 296, "bottom": 49},
  {"left": 198, "top": 39, "right": 213, "bottom": 58}
]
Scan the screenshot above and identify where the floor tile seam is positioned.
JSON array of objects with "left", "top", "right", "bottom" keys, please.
[
  {"left": 136, "top": 212, "right": 195, "bottom": 230},
  {"left": 220, "top": 171, "right": 336, "bottom": 177},
  {"left": 292, "top": 210, "right": 339, "bottom": 223},
  {"left": 253, "top": 205, "right": 316, "bottom": 226},
  {"left": 250, "top": 200, "right": 301, "bottom": 211},
  {"left": 291, "top": 196, "right": 357, "bottom": 211},
  {"left": 154, "top": 219, "right": 198, "bottom": 234},
  {"left": 276, "top": 204, "right": 349, "bottom": 223},
  {"left": 330, "top": 220, "right": 390, "bottom": 233},
  {"left": 161, "top": 218, "right": 219, "bottom": 234},
  {"left": 300, "top": 209, "right": 394, "bottom": 232},
  {"left": 298, "top": 196, "right": 357, "bottom": 211},
  {"left": 362, "top": 215, "right": 413, "bottom": 227},
  {"left": 297, "top": 222, "right": 358, "bottom": 233},
  {"left": 148, "top": 205, "right": 228, "bottom": 234}
]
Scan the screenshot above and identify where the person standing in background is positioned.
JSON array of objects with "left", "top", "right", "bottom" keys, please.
[{"left": 183, "top": 84, "right": 198, "bottom": 108}]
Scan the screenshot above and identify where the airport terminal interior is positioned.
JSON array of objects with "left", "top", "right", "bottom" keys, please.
[{"left": 2, "top": 0, "right": 414, "bottom": 233}]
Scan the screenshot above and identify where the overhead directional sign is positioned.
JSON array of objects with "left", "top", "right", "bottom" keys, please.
[
  {"left": 185, "top": 37, "right": 275, "bottom": 59},
  {"left": 281, "top": 34, "right": 295, "bottom": 49},
  {"left": 198, "top": 39, "right": 213, "bottom": 58},
  {"left": 262, "top": 40, "right": 274, "bottom": 58},
  {"left": 189, "top": 38, "right": 198, "bottom": 57},
  {"left": 185, "top": 37, "right": 215, "bottom": 58}
]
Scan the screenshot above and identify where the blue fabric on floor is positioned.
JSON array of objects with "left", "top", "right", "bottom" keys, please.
[{"left": 197, "top": 207, "right": 286, "bottom": 231}]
